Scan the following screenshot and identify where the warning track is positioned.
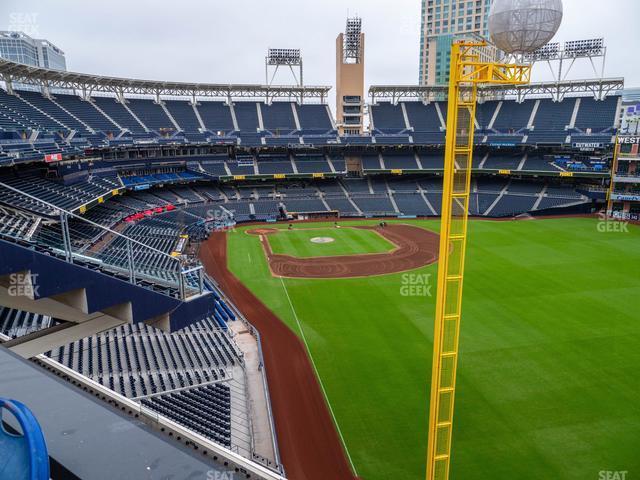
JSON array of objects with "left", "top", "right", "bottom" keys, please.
[{"left": 199, "top": 234, "right": 358, "bottom": 480}]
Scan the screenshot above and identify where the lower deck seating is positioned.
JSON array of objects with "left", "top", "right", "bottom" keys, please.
[{"left": 141, "top": 383, "right": 232, "bottom": 447}]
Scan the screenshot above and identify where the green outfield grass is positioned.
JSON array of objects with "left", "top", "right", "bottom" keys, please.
[
  {"left": 265, "top": 225, "right": 395, "bottom": 258},
  {"left": 228, "top": 218, "right": 640, "bottom": 480}
]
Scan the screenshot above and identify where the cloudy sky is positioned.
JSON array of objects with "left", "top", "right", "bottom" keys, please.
[{"left": 2, "top": 0, "right": 638, "bottom": 100}]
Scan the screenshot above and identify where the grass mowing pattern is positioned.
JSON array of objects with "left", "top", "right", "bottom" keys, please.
[
  {"left": 228, "top": 218, "right": 640, "bottom": 480},
  {"left": 265, "top": 225, "right": 395, "bottom": 258}
]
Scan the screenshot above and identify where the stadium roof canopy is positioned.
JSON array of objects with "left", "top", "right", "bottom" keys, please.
[
  {"left": 0, "top": 58, "right": 331, "bottom": 101},
  {"left": 369, "top": 77, "right": 624, "bottom": 103}
]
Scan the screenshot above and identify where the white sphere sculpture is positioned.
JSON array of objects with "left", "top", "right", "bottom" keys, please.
[{"left": 488, "top": 0, "right": 563, "bottom": 54}]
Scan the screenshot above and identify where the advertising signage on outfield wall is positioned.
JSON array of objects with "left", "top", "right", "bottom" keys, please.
[
  {"left": 611, "top": 194, "right": 640, "bottom": 202},
  {"left": 619, "top": 136, "right": 640, "bottom": 144}
]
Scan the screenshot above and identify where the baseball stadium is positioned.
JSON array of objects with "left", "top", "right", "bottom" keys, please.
[{"left": 0, "top": 1, "right": 638, "bottom": 480}]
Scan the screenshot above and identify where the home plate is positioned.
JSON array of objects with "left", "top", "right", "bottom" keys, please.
[{"left": 310, "top": 237, "right": 335, "bottom": 244}]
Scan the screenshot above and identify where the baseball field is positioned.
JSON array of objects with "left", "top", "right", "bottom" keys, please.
[{"left": 225, "top": 217, "right": 640, "bottom": 480}]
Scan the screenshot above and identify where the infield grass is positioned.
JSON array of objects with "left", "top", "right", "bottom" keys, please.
[
  {"left": 264, "top": 225, "right": 395, "bottom": 258},
  {"left": 228, "top": 218, "right": 640, "bottom": 480}
]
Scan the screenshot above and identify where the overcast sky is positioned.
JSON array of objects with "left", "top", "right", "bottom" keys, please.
[{"left": 2, "top": 0, "right": 639, "bottom": 103}]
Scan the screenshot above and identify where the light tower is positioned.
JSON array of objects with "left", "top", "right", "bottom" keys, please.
[
  {"left": 425, "top": 1, "right": 562, "bottom": 479},
  {"left": 336, "top": 17, "right": 365, "bottom": 135},
  {"left": 265, "top": 48, "right": 303, "bottom": 87}
]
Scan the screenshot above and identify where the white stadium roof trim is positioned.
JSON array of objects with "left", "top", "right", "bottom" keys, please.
[
  {"left": 369, "top": 77, "right": 624, "bottom": 103},
  {"left": 0, "top": 58, "right": 331, "bottom": 101}
]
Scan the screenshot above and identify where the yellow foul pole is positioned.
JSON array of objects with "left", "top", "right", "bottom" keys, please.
[
  {"left": 426, "top": 41, "right": 531, "bottom": 480},
  {"left": 606, "top": 134, "right": 620, "bottom": 217}
]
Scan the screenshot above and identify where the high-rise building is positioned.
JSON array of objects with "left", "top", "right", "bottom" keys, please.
[
  {"left": 419, "top": 0, "right": 494, "bottom": 85},
  {"left": 336, "top": 17, "right": 365, "bottom": 135},
  {"left": 0, "top": 31, "right": 66, "bottom": 71}
]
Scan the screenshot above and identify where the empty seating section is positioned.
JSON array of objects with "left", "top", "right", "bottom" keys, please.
[
  {"left": 329, "top": 156, "right": 346, "bottom": 171},
  {"left": 261, "top": 103, "right": 296, "bottom": 133},
  {"left": 257, "top": 157, "right": 293, "bottom": 175},
  {"left": 521, "top": 155, "right": 558, "bottom": 171},
  {"left": 403, "top": 102, "right": 442, "bottom": 134},
  {"left": 284, "top": 198, "right": 327, "bottom": 212},
  {"left": 536, "top": 196, "right": 577, "bottom": 210},
  {"left": 528, "top": 99, "right": 574, "bottom": 143},
  {"left": 0, "top": 88, "right": 618, "bottom": 154},
  {"left": 297, "top": 104, "right": 333, "bottom": 131},
  {"left": 226, "top": 159, "right": 255, "bottom": 176},
  {"left": 371, "top": 103, "right": 406, "bottom": 131},
  {"left": 127, "top": 99, "right": 174, "bottom": 133},
  {"left": 233, "top": 103, "right": 260, "bottom": 132},
  {"left": 473, "top": 193, "right": 499, "bottom": 215},
  {"left": 196, "top": 102, "right": 235, "bottom": 133},
  {"left": 383, "top": 153, "right": 418, "bottom": 169},
  {"left": 351, "top": 195, "right": 396, "bottom": 214},
  {"left": 294, "top": 155, "right": 331, "bottom": 173},
  {"left": 342, "top": 178, "right": 370, "bottom": 193},
  {"left": 97, "top": 222, "right": 180, "bottom": 281},
  {"left": 574, "top": 96, "right": 619, "bottom": 132},
  {"left": 0, "top": 205, "right": 40, "bottom": 239},
  {"left": 41, "top": 317, "right": 242, "bottom": 449},
  {"left": 46, "top": 319, "right": 238, "bottom": 398},
  {"left": 92, "top": 96, "right": 146, "bottom": 133},
  {"left": 362, "top": 154, "right": 382, "bottom": 170},
  {"left": 201, "top": 160, "right": 228, "bottom": 176},
  {"left": 18, "top": 91, "right": 90, "bottom": 133},
  {"left": 490, "top": 195, "right": 538, "bottom": 216},
  {"left": 492, "top": 99, "right": 534, "bottom": 133},
  {"left": 394, "top": 193, "right": 429, "bottom": 215},
  {"left": 0, "top": 307, "right": 53, "bottom": 338},
  {"left": 0, "top": 172, "right": 116, "bottom": 215},
  {"left": 507, "top": 182, "right": 543, "bottom": 195},
  {"left": 483, "top": 153, "right": 523, "bottom": 170},
  {"left": 476, "top": 177, "right": 508, "bottom": 192},
  {"left": 164, "top": 101, "right": 201, "bottom": 133},
  {"left": 53, "top": 93, "right": 119, "bottom": 133},
  {"left": 0, "top": 89, "right": 64, "bottom": 132},
  {"left": 419, "top": 152, "right": 443, "bottom": 169},
  {"left": 475, "top": 101, "right": 499, "bottom": 130},
  {"left": 324, "top": 195, "right": 357, "bottom": 214},
  {"left": 143, "top": 384, "right": 232, "bottom": 446}
]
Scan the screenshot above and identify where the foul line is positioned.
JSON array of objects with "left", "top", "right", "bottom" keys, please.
[{"left": 278, "top": 276, "right": 359, "bottom": 476}]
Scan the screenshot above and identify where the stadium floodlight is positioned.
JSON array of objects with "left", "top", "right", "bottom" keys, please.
[
  {"left": 524, "top": 41, "right": 560, "bottom": 61},
  {"left": 563, "top": 38, "right": 604, "bottom": 57},
  {"left": 266, "top": 48, "right": 302, "bottom": 66},
  {"left": 265, "top": 48, "right": 303, "bottom": 88},
  {"left": 343, "top": 17, "right": 362, "bottom": 63}
]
